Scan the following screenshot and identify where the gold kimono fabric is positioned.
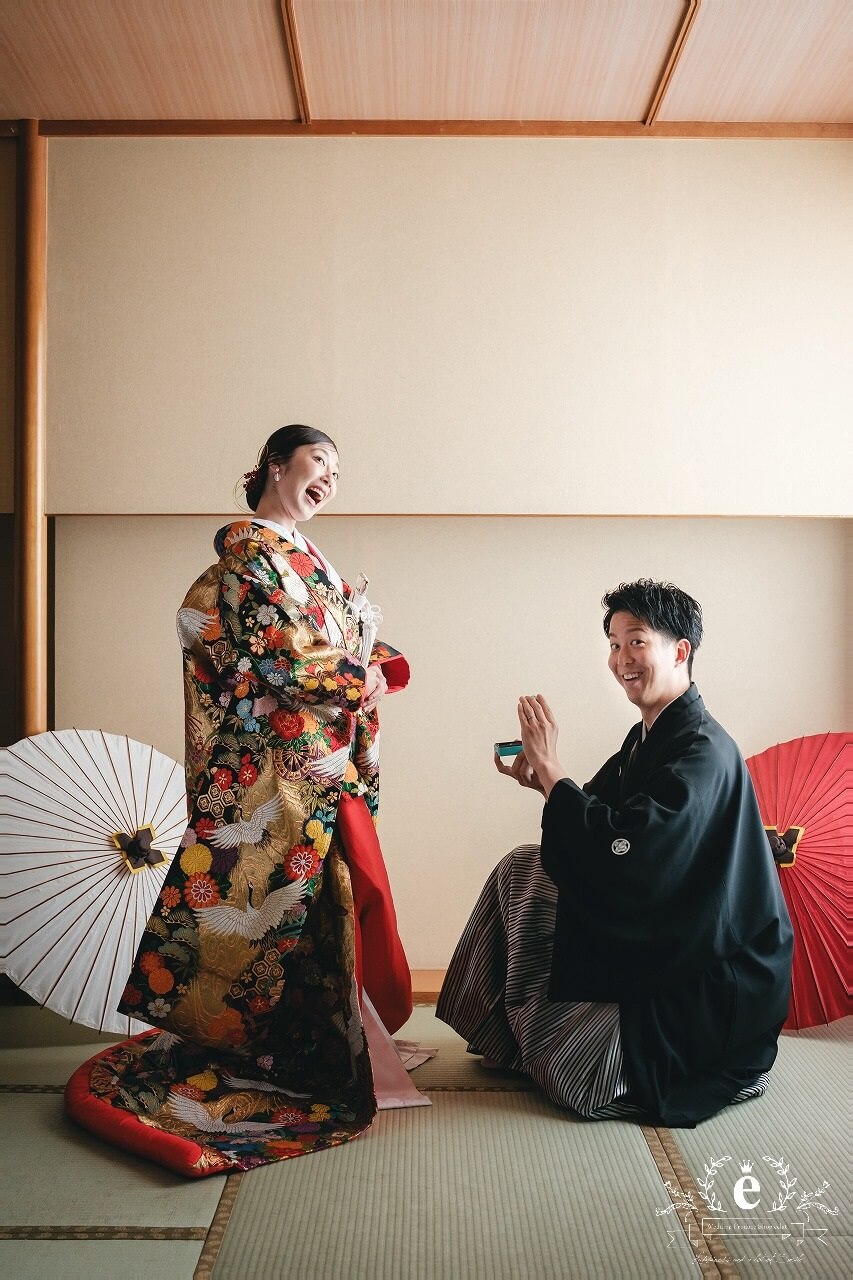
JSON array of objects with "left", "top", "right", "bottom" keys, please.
[{"left": 103, "top": 521, "right": 408, "bottom": 1172}]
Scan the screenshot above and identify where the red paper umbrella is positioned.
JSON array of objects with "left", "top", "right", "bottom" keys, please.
[{"left": 746, "top": 733, "right": 852, "bottom": 1030}]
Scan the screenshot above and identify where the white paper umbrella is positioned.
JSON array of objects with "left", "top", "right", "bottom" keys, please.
[{"left": 0, "top": 729, "right": 187, "bottom": 1035}]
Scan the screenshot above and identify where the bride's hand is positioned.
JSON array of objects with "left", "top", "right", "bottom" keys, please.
[{"left": 362, "top": 664, "right": 387, "bottom": 712}]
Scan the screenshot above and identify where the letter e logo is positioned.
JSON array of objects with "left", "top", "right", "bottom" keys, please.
[{"left": 733, "top": 1175, "right": 761, "bottom": 1210}]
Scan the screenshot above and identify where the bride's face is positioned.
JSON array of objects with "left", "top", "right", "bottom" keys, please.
[{"left": 275, "top": 444, "right": 339, "bottom": 525}]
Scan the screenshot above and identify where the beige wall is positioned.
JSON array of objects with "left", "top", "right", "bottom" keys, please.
[
  {"left": 43, "top": 135, "right": 851, "bottom": 963},
  {"left": 54, "top": 514, "right": 850, "bottom": 967},
  {"left": 46, "top": 138, "right": 851, "bottom": 517}
]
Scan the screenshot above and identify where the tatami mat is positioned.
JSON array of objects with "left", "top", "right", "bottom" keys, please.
[
  {"left": 0, "top": 1041, "right": 116, "bottom": 1087},
  {"left": 0, "top": 1069, "right": 225, "bottom": 1280},
  {"left": 0, "top": 1006, "right": 121, "bottom": 1049},
  {"left": 396, "top": 1005, "right": 536, "bottom": 1091},
  {"left": 0, "top": 1095, "right": 225, "bottom": 1226},
  {"left": 0, "top": 1240, "right": 208, "bottom": 1280},
  {"left": 674, "top": 1019, "right": 852, "bottom": 1280},
  {"left": 2, "top": 1005, "right": 848, "bottom": 1280},
  {"left": 210, "top": 1091, "right": 697, "bottom": 1280}
]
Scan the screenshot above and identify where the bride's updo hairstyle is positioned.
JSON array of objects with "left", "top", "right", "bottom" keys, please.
[{"left": 241, "top": 424, "right": 338, "bottom": 511}]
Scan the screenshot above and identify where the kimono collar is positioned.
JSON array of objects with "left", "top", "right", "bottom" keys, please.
[
  {"left": 252, "top": 516, "right": 298, "bottom": 542},
  {"left": 216, "top": 518, "right": 318, "bottom": 565},
  {"left": 215, "top": 520, "right": 332, "bottom": 578},
  {"left": 635, "top": 684, "right": 703, "bottom": 751},
  {"left": 250, "top": 519, "right": 344, "bottom": 587},
  {"left": 617, "top": 685, "right": 702, "bottom": 797},
  {"left": 214, "top": 520, "right": 357, "bottom": 653},
  {"left": 213, "top": 518, "right": 345, "bottom": 608}
]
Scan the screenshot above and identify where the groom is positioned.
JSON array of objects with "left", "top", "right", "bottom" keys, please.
[{"left": 443, "top": 578, "right": 793, "bottom": 1126}]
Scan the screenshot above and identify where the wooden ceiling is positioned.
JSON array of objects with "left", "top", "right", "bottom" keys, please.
[{"left": 0, "top": 0, "right": 850, "bottom": 134}]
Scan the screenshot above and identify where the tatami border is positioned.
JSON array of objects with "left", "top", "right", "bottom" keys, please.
[
  {"left": 0, "top": 1083, "right": 64, "bottom": 1093},
  {"left": 0, "top": 1226, "right": 208, "bottom": 1240},
  {"left": 425, "top": 1083, "right": 537, "bottom": 1092},
  {"left": 0, "top": 1085, "right": 64, "bottom": 1095},
  {"left": 641, "top": 1124, "right": 740, "bottom": 1279},
  {"left": 193, "top": 1172, "right": 245, "bottom": 1280}
]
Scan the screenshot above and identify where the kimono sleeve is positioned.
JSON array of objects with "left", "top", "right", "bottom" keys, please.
[
  {"left": 368, "top": 639, "right": 410, "bottom": 694},
  {"left": 210, "top": 559, "right": 367, "bottom": 712},
  {"left": 540, "top": 736, "right": 731, "bottom": 920}
]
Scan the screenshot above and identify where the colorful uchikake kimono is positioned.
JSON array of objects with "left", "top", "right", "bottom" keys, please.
[{"left": 66, "top": 521, "right": 411, "bottom": 1176}]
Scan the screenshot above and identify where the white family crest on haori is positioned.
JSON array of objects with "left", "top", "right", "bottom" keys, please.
[{"left": 0, "top": 729, "right": 187, "bottom": 1035}]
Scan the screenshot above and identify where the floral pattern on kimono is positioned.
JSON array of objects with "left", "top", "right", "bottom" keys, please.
[{"left": 99, "top": 522, "right": 408, "bottom": 1170}]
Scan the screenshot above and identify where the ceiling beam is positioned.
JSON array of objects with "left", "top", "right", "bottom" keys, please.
[
  {"left": 645, "top": 0, "right": 701, "bottom": 127},
  {"left": 280, "top": 1, "right": 310, "bottom": 124}
]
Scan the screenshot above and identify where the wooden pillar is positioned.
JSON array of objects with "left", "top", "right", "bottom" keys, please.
[{"left": 14, "top": 120, "right": 48, "bottom": 738}]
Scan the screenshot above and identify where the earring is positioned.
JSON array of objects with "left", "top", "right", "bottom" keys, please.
[{"left": 273, "top": 468, "right": 280, "bottom": 482}]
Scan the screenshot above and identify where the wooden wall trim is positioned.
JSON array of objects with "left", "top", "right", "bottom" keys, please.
[
  {"left": 14, "top": 119, "right": 48, "bottom": 738},
  {"left": 49, "top": 513, "right": 847, "bottom": 522},
  {"left": 27, "top": 119, "right": 852, "bottom": 139}
]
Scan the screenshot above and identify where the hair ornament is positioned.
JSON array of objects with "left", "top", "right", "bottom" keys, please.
[{"left": 241, "top": 466, "right": 260, "bottom": 494}]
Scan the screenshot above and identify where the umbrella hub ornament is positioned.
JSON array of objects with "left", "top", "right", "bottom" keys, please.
[
  {"left": 112, "top": 824, "right": 169, "bottom": 874},
  {"left": 763, "top": 825, "right": 804, "bottom": 868}
]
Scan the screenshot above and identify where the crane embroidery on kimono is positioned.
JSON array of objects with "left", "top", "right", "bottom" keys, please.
[
  {"left": 207, "top": 796, "right": 283, "bottom": 848},
  {"left": 165, "top": 1091, "right": 283, "bottom": 1135},
  {"left": 193, "top": 877, "right": 307, "bottom": 940},
  {"left": 303, "top": 745, "right": 351, "bottom": 783},
  {"left": 176, "top": 608, "right": 212, "bottom": 650},
  {"left": 221, "top": 1073, "right": 311, "bottom": 1098},
  {"left": 355, "top": 733, "right": 380, "bottom": 775}
]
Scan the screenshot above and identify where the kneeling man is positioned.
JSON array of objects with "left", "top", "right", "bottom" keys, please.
[{"left": 437, "top": 580, "right": 793, "bottom": 1127}]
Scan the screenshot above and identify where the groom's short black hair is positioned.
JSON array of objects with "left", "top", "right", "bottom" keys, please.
[{"left": 602, "top": 580, "right": 703, "bottom": 676}]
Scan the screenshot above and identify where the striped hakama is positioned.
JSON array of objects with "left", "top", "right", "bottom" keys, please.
[{"left": 436, "top": 845, "right": 769, "bottom": 1120}]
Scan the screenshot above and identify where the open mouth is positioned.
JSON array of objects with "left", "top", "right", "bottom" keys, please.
[
  {"left": 305, "top": 485, "right": 326, "bottom": 507},
  {"left": 623, "top": 673, "right": 642, "bottom": 684}
]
